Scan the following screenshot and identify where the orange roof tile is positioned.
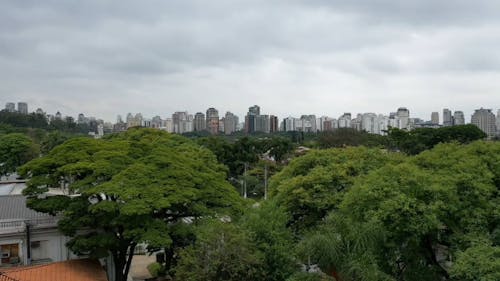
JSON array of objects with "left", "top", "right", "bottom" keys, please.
[{"left": 0, "top": 259, "right": 108, "bottom": 281}]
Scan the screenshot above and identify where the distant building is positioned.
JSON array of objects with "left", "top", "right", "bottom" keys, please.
[
  {"left": 471, "top": 108, "right": 496, "bottom": 138},
  {"left": 172, "top": 111, "right": 193, "bottom": 134},
  {"left": 4, "top": 103, "right": 15, "bottom": 112},
  {"left": 431, "top": 112, "right": 439, "bottom": 125},
  {"left": 282, "top": 117, "right": 296, "bottom": 132},
  {"left": 338, "top": 113, "right": 351, "bottom": 128},
  {"left": 270, "top": 115, "right": 279, "bottom": 133},
  {"left": 443, "top": 108, "right": 452, "bottom": 127},
  {"left": 193, "top": 112, "right": 206, "bottom": 132},
  {"left": 206, "top": 108, "right": 219, "bottom": 135},
  {"left": 17, "top": 102, "right": 28, "bottom": 115},
  {"left": 396, "top": 107, "right": 410, "bottom": 129},
  {"left": 35, "top": 108, "right": 44, "bottom": 115},
  {"left": 245, "top": 105, "right": 261, "bottom": 133},
  {"left": 255, "top": 115, "right": 270, "bottom": 133},
  {"left": 361, "top": 113, "right": 378, "bottom": 134},
  {"left": 453, "top": 111, "right": 465, "bottom": 126},
  {"left": 497, "top": 110, "right": 500, "bottom": 136},
  {"left": 224, "top": 112, "right": 239, "bottom": 135}
]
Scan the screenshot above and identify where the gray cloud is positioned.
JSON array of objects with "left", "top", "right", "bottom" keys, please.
[{"left": 1, "top": 0, "right": 499, "bottom": 121}]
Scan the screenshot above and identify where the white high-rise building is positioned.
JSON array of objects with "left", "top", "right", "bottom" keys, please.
[
  {"left": 338, "top": 113, "right": 351, "bottom": 128},
  {"left": 431, "top": 112, "right": 439, "bottom": 125},
  {"left": 282, "top": 117, "right": 296, "bottom": 132},
  {"left": 471, "top": 108, "right": 496, "bottom": 138},
  {"left": 17, "top": 102, "right": 28, "bottom": 114},
  {"left": 361, "top": 113, "right": 378, "bottom": 134},
  {"left": 396, "top": 107, "right": 410, "bottom": 129},
  {"left": 224, "top": 112, "right": 239, "bottom": 135}
]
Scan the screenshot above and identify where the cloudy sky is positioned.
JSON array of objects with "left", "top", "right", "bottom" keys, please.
[{"left": 1, "top": 0, "right": 500, "bottom": 122}]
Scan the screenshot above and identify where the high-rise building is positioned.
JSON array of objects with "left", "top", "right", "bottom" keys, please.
[
  {"left": 431, "top": 112, "right": 439, "bottom": 125},
  {"left": 248, "top": 105, "right": 260, "bottom": 116},
  {"left": 282, "top": 117, "right": 296, "bottom": 131},
  {"left": 245, "top": 105, "right": 261, "bottom": 133},
  {"left": 338, "top": 113, "right": 352, "bottom": 128},
  {"left": 17, "top": 102, "right": 28, "bottom": 114},
  {"left": 206, "top": 108, "right": 219, "bottom": 135},
  {"left": 453, "top": 111, "right": 465, "bottom": 126},
  {"left": 497, "top": 110, "right": 500, "bottom": 136},
  {"left": 172, "top": 111, "right": 193, "bottom": 134},
  {"left": 255, "top": 115, "right": 270, "bottom": 133},
  {"left": 194, "top": 112, "right": 206, "bottom": 132},
  {"left": 351, "top": 114, "right": 363, "bottom": 131},
  {"left": 224, "top": 112, "right": 238, "bottom": 135},
  {"left": 5, "top": 102, "right": 15, "bottom": 112},
  {"left": 443, "top": 109, "right": 452, "bottom": 127},
  {"left": 361, "top": 113, "right": 378, "bottom": 134},
  {"left": 471, "top": 108, "right": 496, "bottom": 138},
  {"left": 396, "top": 107, "right": 410, "bottom": 129},
  {"left": 299, "top": 115, "right": 316, "bottom": 132},
  {"left": 270, "top": 115, "right": 279, "bottom": 133}
]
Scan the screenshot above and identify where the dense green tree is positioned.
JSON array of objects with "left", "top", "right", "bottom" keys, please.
[
  {"left": 270, "top": 147, "right": 403, "bottom": 232},
  {"left": 387, "top": 124, "right": 487, "bottom": 155},
  {"left": 317, "top": 128, "right": 387, "bottom": 149},
  {"left": 19, "top": 128, "right": 242, "bottom": 281},
  {"left": 240, "top": 202, "right": 298, "bottom": 281},
  {"left": 297, "top": 214, "right": 391, "bottom": 281},
  {"left": 174, "top": 219, "right": 263, "bottom": 281},
  {"left": 0, "top": 133, "right": 39, "bottom": 176},
  {"left": 336, "top": 141, "right": 500, "bottom": 280}
]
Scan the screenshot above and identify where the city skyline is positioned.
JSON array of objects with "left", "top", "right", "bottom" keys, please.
[{"left": 2, "top": 1, "right": 500, "bottom": 122}]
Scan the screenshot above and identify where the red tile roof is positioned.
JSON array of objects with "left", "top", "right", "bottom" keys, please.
[{"left": 0, "top": 259, "right": 108, "bottom": 281}]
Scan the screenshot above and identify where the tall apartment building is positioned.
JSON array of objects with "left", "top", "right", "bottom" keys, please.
[
  {"left": 224, "top": 112, "right": 239, "bottom": 135},
  {"left": 497, "top": 110, "right": 500, "bottom": 136},
  {"left": 255, "top": 115, "right": 270, "bottom": 133},
  {"left": 5, "top": 102, "right": 15, "bottom": 112},
  {"left": 443, "top": 108, "right": 453, "bottom": 127},
  {"left": 471, "top": 108, "right": 496, "bottom": 138},
  {"left": 193, "top": 112, "right": 206, "bottom": 132},
  {"left": 453, "top": 111, "right": 465, "bottom": 126},
  {"left": 245, "top": 105, "right": 261, "bottom": 133},
  {"left": 431, "top": 112, "right": 439, "bottom": 125},
  {"left": 282, "top": 117, "right": 296, "bottom": 131},
  {"left": 396, "top": 107, "right": 410, "bottom": 129},
  {"left": 206, "top": 108, "right": 219, "bottom": 135},
  {"left": 17, "top": 102, "right": 28, "bottom": 114},
  {"left": 270, "top": 115, "right": 279, "bottom": 133},
  {"left": 338, "top": 113, "right": 352, "bottom": 128},
  {"left": 172, "top": 111, "right": 193, "bottom": 134}
]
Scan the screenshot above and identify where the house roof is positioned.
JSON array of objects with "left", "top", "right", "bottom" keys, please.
[
  {"left": 0, "top": 195, "right": 53, "bottom": 222},
  {"left": 0, "top": 259, "right": 108, "bottom": 281}
]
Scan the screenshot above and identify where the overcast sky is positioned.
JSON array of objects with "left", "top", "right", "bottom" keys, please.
[{"left": 1, "top": 0, "right": 500, "bottom": 122}]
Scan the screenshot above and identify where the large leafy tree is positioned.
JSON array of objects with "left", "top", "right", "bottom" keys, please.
[
  {"left": 174, "top": 219, "right": 263, "bottom": 281},
  {"left": 0, "top": 133, "right": 39, "bottom": 176},
  {"left": 269, "top": 146, "right": 403, "bottom": 232},
  {"left": 19, "top": 128, "right": 243, "bottom": 281},
  {"left": 329, "top": 141, "right": 500, "bottom": 280}
]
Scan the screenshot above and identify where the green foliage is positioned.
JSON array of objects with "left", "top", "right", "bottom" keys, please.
[
  {"left": 147, "top": 262, "right": 166, "bottom": 277},
  {"left": 387, "top": 124, "right": 486, "bottom": 155},
  {"left": 297, "top": 214, "right": 392, "bottom": 281},
  {"left": 174, "top": 219, "right": 264, "bottom": 281},
  {"left": 19, "top": 128, "right": 243, "bottom": 281},
  {"left": 270, "top": 146, "right": 403, "bottom": 232},
  {"left": 240, "top": 201, "right": 298, "bottom": 281},
  {"left": 450, "top": 240, "right": 500, "bottom": 281},
  {"left": 317, "top": 128, "right": 387, "bottom": 149},
  {"left": 286, "top": 272, "right": 334, "bottom": 281},
  {"left": 0, "top": 133, "right": 39, "bottom": 176}
]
